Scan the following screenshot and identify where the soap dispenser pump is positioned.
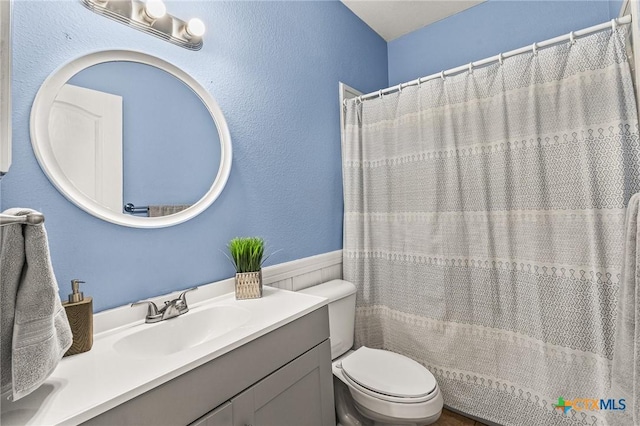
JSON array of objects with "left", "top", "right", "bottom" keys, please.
[{"left": 62, "top": 279, "right": 93, "bottom": 357}]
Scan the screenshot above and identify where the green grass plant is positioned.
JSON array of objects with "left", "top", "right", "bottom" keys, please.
[{"left": 227, "top": 237, "right": 267, "bottom": 273}]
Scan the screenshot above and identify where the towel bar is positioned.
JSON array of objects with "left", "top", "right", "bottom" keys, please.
[
  {"left": 0, "top": 212, "right": 45, "bottom": 226},
  {"left": 123, "top": 203, "right": 149, "bottom": 215}
]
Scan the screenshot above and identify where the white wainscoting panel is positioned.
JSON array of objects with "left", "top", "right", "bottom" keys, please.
[{"left": 264, "top": 250, "right": 343, "bottom": 291}]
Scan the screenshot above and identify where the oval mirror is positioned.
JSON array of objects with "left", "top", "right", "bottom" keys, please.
[{"left": 30, "top": 50, "right": 232, "bottom": 228}]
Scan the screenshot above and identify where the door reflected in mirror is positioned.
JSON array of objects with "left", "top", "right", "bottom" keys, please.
[{"left": 49, "top": 61, "right": 221, "bottom": 217}]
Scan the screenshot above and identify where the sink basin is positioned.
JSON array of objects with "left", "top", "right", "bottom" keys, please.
[{"left": 114, "top": 305, "right": 251, "bottom": 358}]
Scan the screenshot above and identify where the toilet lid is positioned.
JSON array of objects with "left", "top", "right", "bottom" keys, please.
[{"left": 341, "top": 347, "right": 437, "bottom": 399}]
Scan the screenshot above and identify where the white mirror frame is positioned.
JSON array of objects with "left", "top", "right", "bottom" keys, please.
[{"left": 30, "top": 50, "right": 232, "bottom": 228}]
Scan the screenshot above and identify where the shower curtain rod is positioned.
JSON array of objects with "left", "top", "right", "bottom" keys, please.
[{"left": 351, "top": 15, "right": 632, "bottom": 104}]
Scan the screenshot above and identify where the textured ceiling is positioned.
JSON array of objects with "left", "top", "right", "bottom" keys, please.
[{"left": 341, "top": 0, "right": 486, "bottom": 41}]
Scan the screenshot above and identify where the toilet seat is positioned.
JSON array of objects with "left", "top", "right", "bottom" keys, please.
[{"left": 340, "top": 347, "right": 438, "bottom": 404}]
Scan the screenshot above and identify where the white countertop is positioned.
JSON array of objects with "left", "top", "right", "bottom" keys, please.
[{"left": 1, "top": 285, "right": 327, "bottom": 426}]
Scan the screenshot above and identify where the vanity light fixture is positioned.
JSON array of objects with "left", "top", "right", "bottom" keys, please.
[
  {"left": 81, "top": 0, "right": 205, "bottom": 51},
  {"left": 185, "top": 18, "right": 206, "bottom": 39},
  {"left": 142, "top": 0, "right": 166, "bottom": 21}
]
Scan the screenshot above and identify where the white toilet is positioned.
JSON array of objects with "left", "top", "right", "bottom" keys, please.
[{"left": 301, "top": 280, "right": 443, "bottom": 426}]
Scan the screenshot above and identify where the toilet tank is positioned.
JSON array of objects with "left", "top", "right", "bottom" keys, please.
[{"left": 300, "top": 279, "right": 357, "bottom": 359}]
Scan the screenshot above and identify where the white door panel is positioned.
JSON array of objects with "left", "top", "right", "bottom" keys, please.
[{"left": 49, "top": 84, "right": 123, "bottom": 213}]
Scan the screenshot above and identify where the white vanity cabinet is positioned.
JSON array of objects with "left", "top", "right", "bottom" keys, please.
[{"left": 82, "top": 306, "right": 334, "bottom": 426}]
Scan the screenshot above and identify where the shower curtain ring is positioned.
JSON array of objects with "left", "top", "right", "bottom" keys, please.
[
  {"left": 468, "top": 62, "right": 473, "bottom": 74},
  {"left": 440, "top": 71, "right": 446, "bottom": 80},
  {"left": 612, "top": 18, "right": 618, "bottom": 31},
  {"left": 378, "top": 90, "right": 382, "bottom": 98},
  {"left": 532, "top": 42, "right": 538, "bottom": 55},
  {"left": 569, "top": 31, "right": 576, "bottom": 45},
  {"left": 498, "top": 53, "right": 504, "bottom": 65}
]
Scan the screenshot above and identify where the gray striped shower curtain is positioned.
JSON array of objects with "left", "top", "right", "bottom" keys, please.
[{"left": 343, "top": 26, "right": 639, "bottom": 426}]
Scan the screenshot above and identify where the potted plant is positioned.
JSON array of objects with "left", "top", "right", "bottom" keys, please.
[{"left": 227, "top": 237, "right": 267, "bottom": 299}]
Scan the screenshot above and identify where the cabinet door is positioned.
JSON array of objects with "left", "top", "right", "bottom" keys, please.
[
  {"left": 232, "top": 340, "right": 334, "bottom": 426},
  {"left": 189, "top": 402, "right": 232, "bottom": 426}
]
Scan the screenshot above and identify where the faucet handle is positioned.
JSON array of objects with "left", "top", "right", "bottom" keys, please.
[
  {"left": 178, "top": 287, "right": 198, "bottom": 303},
  {"left": 131, "top": 300, "right": 160, "bottom": 318},
  {"left": 176, "top": 287, "right": 198, "bottom": 312}
]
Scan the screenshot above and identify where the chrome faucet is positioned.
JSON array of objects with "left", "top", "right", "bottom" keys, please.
[{"left": 131, "top": 287, "right": 198, "bottom": 323}]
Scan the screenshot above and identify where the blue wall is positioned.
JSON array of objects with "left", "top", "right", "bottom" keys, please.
[
  {"left": 68, "top": 62, "right": 219, "bottom": 207},
  {"left": 3, "top": 0, "right": 388, "bottom": 311},
  {"left": 388, "top": 0, "right": 624, "bottom": 86},
  {"left": 6, "top": 0, "right": 623, "bottom": 312}
]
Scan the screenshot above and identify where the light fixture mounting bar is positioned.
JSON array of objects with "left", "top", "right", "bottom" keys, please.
[{"left": 81, "top": 0, "right": 203, "bottom": 51}]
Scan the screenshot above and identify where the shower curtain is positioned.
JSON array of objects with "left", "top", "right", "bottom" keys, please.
[{"left": 343, "top": 27, "right": 639, "bottom": 426}]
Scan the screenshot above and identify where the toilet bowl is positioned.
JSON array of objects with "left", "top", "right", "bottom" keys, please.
[
  {"left": 333, "top": 348, "right": 443, "bottom": 425},
  {"left": 300, "top": 280, "right": 443, "bottom": 426}
]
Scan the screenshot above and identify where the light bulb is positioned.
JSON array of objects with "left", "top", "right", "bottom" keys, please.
[
  {"left": 186, "top": 18, "right": 205, "bottom": 38},
  {"left": 144, "top": 0, "right": 166, "bottom": 20}
]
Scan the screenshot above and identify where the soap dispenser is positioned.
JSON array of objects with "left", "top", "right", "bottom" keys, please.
[{"left": 62, "top": 279, "right": 93, "bottom": 357}]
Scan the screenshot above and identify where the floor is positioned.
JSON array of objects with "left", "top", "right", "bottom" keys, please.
[{"left": 434, "top": 408, "right": 489, "bottom": 426}]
